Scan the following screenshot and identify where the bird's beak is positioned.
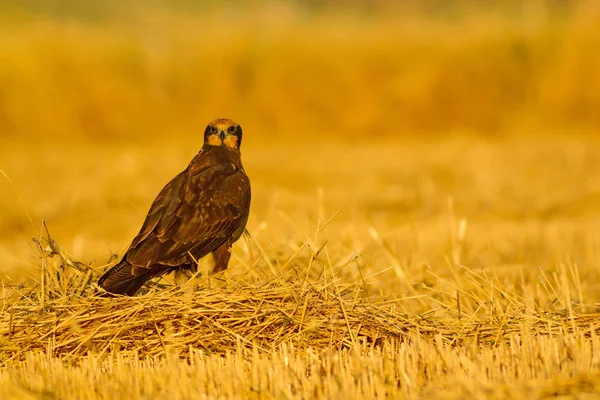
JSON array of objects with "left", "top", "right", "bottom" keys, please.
[{"left": 218, "top": 130, "right": 226, "bottom": 140}]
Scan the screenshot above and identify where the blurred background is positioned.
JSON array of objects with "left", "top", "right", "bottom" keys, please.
[
  {"left": 1, "top": 1, "right": 600, "bottom": 298},
  {"left": 1, "top": 0, "right": 600, "bottom": 141}
]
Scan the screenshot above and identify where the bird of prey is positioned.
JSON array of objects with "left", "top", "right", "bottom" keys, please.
[{"left": 98, "top": 118, "right": 251, "bottom": 296}]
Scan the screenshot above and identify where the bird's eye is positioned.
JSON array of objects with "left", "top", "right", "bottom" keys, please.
[
  {"left": 227, "top": 126, "right": 236, "bottom": 133},
  {"left": 210, "top": 126, "right": 217, "bottom": 133}
]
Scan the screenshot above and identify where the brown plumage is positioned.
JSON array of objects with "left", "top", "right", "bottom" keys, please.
[{"left": 98, "top": 118, "right": 251, "bottom": 296}]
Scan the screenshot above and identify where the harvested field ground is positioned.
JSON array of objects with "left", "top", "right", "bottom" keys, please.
[{"left": 2, "top": 2, "right": 600, "bottom": 399}]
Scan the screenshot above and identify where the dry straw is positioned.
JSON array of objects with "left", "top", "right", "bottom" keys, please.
[
  {"left": 1, "top": 227, "right": 403, "bottom": 363},
  {"left": 2, "top": 226, "right": 599, "bottom": 368}
]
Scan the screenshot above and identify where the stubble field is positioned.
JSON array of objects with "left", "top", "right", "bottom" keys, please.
[{"left": 2, "top": 2, "right": 600, "bottom": 399}]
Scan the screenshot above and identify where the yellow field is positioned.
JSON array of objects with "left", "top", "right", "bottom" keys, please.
[{"left": 3, "top": 2, "right": 600, "bottom": 399}]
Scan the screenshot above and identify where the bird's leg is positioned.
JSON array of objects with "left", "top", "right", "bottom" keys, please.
[
  {"left": 211, "top": 243, "right": 232, "bottom": 274},
  {"left": 174, "top": 267, "right": 195, "bottom": 286}
]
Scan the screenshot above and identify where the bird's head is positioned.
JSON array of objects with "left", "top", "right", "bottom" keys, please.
[{"left": 203, "top": 118, "right": 242, "bottom": 150}]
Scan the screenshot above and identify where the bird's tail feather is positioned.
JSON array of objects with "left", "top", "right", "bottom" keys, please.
[{"left": 98, "top": 260, "right": 154, "bottom": 296}]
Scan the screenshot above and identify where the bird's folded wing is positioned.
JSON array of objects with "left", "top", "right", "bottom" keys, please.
[{"left": 124, "top": 163, "right": 249, "bottom": 270}]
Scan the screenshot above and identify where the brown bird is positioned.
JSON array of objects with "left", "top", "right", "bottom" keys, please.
[{"left": 98, "top": 118, "right": 251, "bottom": 296}]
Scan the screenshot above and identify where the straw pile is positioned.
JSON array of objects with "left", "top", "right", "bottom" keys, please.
[
  {"left": 2, "top": 232, "right": 599, "bottom": 365},
  {"left": 0, "top": 232, "right": 407, "bottom": 362}
]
